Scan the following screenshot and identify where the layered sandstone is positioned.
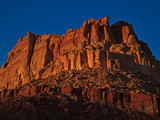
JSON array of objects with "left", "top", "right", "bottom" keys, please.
[{"left": 0, "top": 17, "right": 160, "bottom": 90}]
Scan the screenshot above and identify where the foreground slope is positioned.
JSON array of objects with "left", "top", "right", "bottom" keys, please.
[{"left": 0, "top": 68, "right": 160, "bottom": 120}]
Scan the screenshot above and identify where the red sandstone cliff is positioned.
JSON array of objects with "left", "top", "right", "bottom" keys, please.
[
  {"left": 0, "top": 17, "right": 160, "bottom": 119},
  {"left": 0, "top": 17, "right": 159, "bottom": 90}
]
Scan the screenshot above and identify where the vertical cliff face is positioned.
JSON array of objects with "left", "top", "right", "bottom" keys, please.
[{"left": 0, "top": 17, "right": 160, "bottom": 90}]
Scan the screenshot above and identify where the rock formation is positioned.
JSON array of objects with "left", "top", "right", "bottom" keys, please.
[
  {"left": 0, "top": 17, "right": 159, "bottom": 90},
  {"left": 0, "top": 68, "right": 159, "bottom": 120},
  {"left": 0, "top": 17, "right": 160, "bottom": 119}
]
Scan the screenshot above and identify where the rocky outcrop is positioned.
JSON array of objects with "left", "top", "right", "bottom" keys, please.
[
  {"left": 0, "top": 62, "right": 160, "bottom": 119},
  {"left": 0, "top": 17, "right": 160, "bottom": 90},
  {"left": 0, "top": 85, "right": 159, "bottom": 120}
]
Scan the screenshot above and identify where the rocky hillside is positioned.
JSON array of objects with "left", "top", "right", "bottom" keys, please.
[
  {"left": 0, "top": 68, "right": 160, "bottom": 120},
  {"left": 0, "top": 17, "right": 160, "bottom": 120}
]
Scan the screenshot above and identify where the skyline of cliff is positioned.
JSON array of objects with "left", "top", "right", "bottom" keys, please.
[{"left": 0, "top": 0, "right": 160, "bottom": 67}]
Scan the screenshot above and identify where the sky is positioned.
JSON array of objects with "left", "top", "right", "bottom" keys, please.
[{"left": 0, "top": 0, "right": 160, "bottom": 67}]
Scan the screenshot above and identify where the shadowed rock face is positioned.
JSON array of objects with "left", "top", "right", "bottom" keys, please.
[
  {"left": 0, "top": 60, "right": 160, "bottom": 119},
  {"left": 0, "top": 86, "right": 159, "bottom": 120},
  {"left": 0, "top": 17, "right": 160, "bottom": 91}
]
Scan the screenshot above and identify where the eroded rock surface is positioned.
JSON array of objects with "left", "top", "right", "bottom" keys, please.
[
  {"left": 0, "top": 72, "right": 159, "bottom": 120},
  {"left": 0, "top": 17, "right": 159, "bottom": 90},
  {"left": 0, "top": 17, "right": 160, "bottom": 119},
  {"left": 0, "top": 65, "right": 160, "bottom": 119}
]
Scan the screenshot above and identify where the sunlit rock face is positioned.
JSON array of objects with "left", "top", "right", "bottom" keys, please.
[{"left": 0, "top": 17, "right": 160, "bottom": 90}]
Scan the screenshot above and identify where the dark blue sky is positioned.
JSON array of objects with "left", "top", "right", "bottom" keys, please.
[{"left": 0, "top": 0, "right": 160, "bottom": 67}]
